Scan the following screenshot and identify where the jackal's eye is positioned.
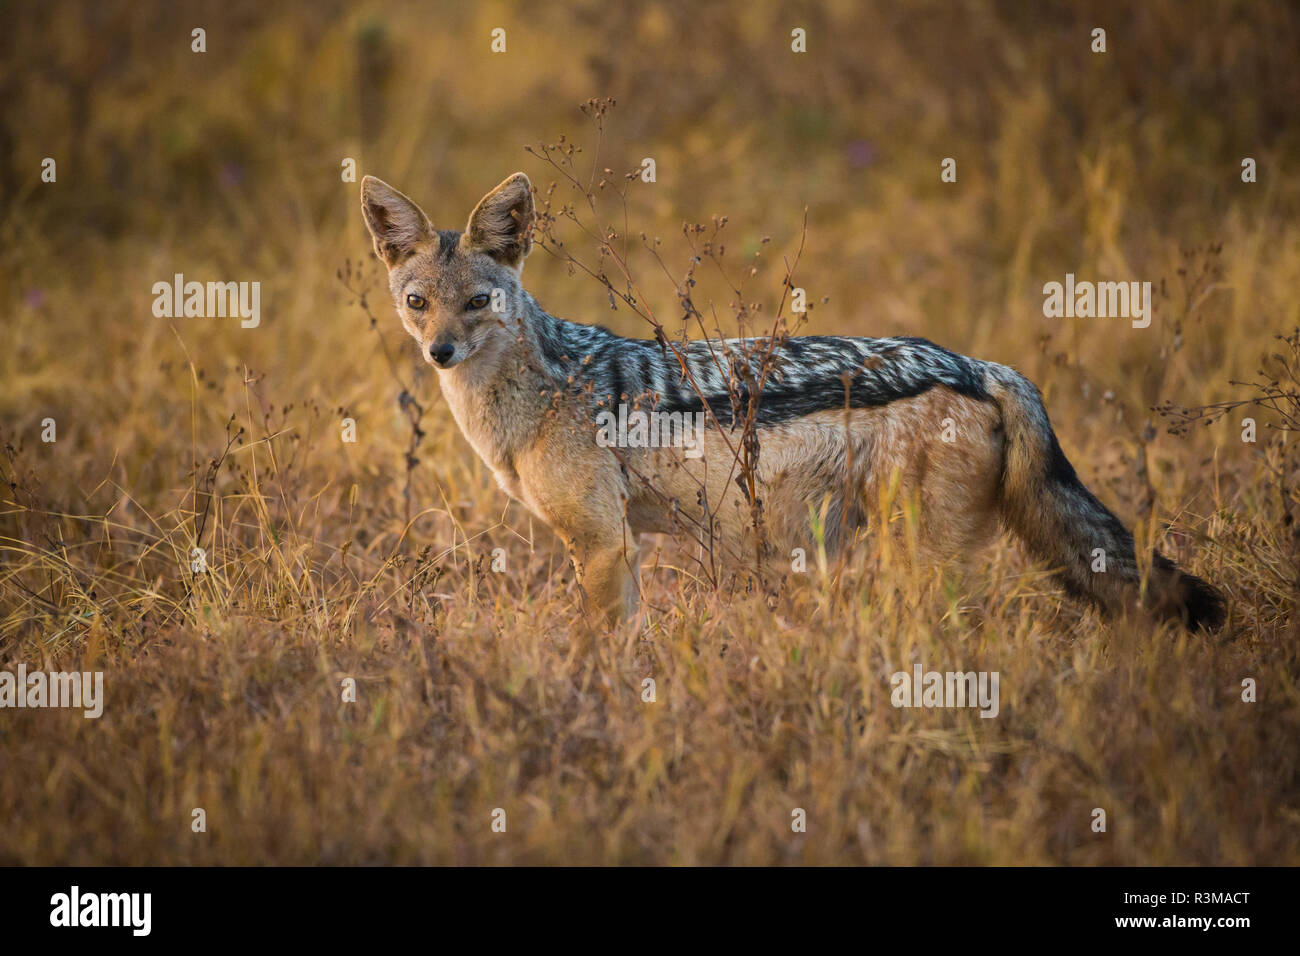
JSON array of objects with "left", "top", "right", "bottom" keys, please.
[
  {"left": 466, "top": 293, "right": 490, "bottom": 311},
  {"left": 406, "top": 294, "right": 427, "bottom": 310}
]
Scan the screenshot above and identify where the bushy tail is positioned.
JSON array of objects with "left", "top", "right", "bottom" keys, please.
[{"left": 983, "top": 364, "right": 1225, "bottom": 631}]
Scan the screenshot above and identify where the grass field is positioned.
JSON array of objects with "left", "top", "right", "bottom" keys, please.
[{"left": 1, "top": 0, "right": 1298, "bottom": 864}]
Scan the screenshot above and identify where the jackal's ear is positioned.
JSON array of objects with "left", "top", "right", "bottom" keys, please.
[
  {"left": 464, "top": 172, "right": 534, "bottom": 269},
  {"left": 360, "top": 176, "right": 434, "bottom": 268}
]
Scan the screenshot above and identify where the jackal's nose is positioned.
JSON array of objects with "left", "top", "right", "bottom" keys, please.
[{"left": 430, "top": 342, "right": 456, "bottom": 367}]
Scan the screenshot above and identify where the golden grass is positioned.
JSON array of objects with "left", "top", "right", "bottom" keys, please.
[{"left": 1, "top": 0, "right": 1298, "bottom": 864}]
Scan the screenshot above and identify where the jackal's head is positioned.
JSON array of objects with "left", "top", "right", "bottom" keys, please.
[{"left": 360, "top": 172, "right": 534, "bottom": 369}]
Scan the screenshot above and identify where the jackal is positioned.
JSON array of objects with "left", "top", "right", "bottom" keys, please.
[{"left": 360, "top": 172, "right": 1225, "bottom": 631}]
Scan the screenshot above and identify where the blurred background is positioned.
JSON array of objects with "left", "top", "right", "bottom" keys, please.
[
  {"left": 1, "top": 0, "right": 1298, "bottom": 864},
  {"left": 3, "top": 0, "right": 1299, "bottom": 432}
]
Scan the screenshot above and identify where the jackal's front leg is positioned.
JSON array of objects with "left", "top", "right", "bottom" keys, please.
[
  {"left": 518, "top": 434, "right": 639, "bottom": 624},
  {"left": 567, "top": 523, "right": 640, "bottom": 625}
]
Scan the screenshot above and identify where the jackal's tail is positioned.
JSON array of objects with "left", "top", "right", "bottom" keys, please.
[{"left": 983, "top": 364, "right": 1225, "bottom": 631}]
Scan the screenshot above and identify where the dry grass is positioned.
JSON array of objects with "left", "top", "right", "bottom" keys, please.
[{"left": 1, "top": 0, "right": 1298, "bottom": 864}]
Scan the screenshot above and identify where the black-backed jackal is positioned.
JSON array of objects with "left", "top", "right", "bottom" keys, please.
[{"left": 360, "top": 172, "right": 1225, "bottom": 631}]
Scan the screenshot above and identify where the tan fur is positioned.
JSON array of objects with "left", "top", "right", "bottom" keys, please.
[
  {"left": 442, "top": 385, "right": 1007, "bottom": 622},
  {"left": 623, "top": 393, "right": 1004, "bottom": 566},
  {"left": 448, "top": 362, "right": 1007, "bottom": 622}
]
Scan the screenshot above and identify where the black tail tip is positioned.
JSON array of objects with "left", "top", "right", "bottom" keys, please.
[
  {"left": 1175, "top": 571, "right": 1227, "bottom": 632},
  {"left": 1151, "top": 553, "right": 1227, "bottom": 632}
]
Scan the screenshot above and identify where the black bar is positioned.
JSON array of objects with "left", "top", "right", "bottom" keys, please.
[{"left": 2, "top": 866, "right": 1281, "bottom": 943}]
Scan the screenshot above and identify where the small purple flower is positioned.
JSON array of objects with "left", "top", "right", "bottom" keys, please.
[
  {"left": 219, "top": 162, "right": 244, "bottom": 188},
  {"left": 24, "top": 288, "right": 45, "bottom": 309},
  {"left": 846, "top": 140, "right": 876, "bottom": 169}
]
